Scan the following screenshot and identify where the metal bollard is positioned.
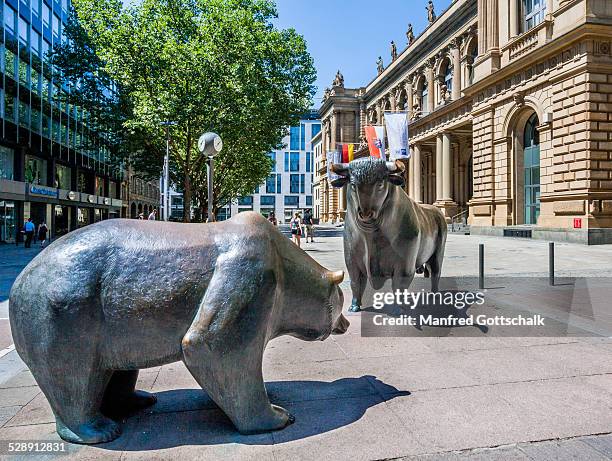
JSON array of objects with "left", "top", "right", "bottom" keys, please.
[
  {"left": 479, "top": 243, "right": 485, "bottom": 289},
  {"left": 549, "top": 242, "right": 554, "bottom": 286}
]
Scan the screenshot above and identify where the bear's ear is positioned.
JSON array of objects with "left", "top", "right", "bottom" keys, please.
[{"left": 326, "top": 270, "right": 344, "bottom": 285}]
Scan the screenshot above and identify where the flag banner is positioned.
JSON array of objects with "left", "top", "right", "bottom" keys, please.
[
  {"left": 384, "top": 112, "right": 410, "bottom": 160},
  {"left": 327, "top": 150, "right": 342, "bottom": 181},
  {"left": 365, "top": 125, "right": 386, "bottom": 158},
  {"left": 338, "top": 143, "right": 356, "bottom": 163}
]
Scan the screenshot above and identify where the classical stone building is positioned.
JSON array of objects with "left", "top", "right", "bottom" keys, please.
[{"left": 316, "top": 0, "right": 612, "bottom": 244}]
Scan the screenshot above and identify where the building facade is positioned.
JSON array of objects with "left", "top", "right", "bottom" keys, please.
[
  {"left": 223, "top": 112, "right": 321, "bottom": 223},
  {"left": 0, "top": 0, "right": 128, "bottom": 243},
  {"left": 318, "top": 0, "right": 612, "bottom": 244}
]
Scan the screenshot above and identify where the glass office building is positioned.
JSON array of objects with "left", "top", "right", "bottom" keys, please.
[
  {"left": 0, "top": 0, "right": 123, "bottom": 243},
  {"left": 225, "top": 111, "right": 320, "bottom": 223}
]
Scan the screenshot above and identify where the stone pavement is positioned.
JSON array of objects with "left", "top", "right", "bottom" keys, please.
[{"left": 1, "top": 229, "right": 612, "bottom": 460}]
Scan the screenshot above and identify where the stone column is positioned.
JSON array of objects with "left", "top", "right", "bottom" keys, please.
[
  {"left": 330, "top": 112, "right": 337, "bottom": 149},
  {"left": 389, "top": 91, "right": 397, "bottom": 111},
  {"left": 436, "top": 135, "right": 443, "bottom": 201},
  {"left": 488, "top": 0, "right": 499, "bottom": 49},
  {"left": 478, "top": 0, "right": 488, "bottom": 54},
  {"left": 442, "top": 132, "right": 452, "bottom": 200},
  {"left": 413, "top": 144, "right": 422, "bottom": 203},
  {"left": 509, "top": 0, "right": 519, "bottom": 37},
  {"left": 426, "top": 65, "right": 435, "bottom": 114},
  {"left": 359, "top": 102, "right": 366, "bottom": 140},
  {"left": 405, "top": 79, "right": 414, "bottom": 119},
  {"left": 452, "top": 42, "right": 462, "bottom": 100}
]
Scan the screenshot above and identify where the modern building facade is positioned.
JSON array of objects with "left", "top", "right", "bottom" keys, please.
[
  {"left": 317, "top": 0, "right": 612, "bottom": 244},
  {"left": 0, "top": 0, "right": 128, "bottom": 242},
  {"left": 224, "top": 112, "right": 321, "bottom": 223}
]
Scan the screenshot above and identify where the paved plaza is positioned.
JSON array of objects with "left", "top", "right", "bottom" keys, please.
[{"left": 1, "top": 228, "right": 612, "bottom": 460}]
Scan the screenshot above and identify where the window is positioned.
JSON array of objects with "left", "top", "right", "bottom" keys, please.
[
  {"left": 19, "top": 17, "right": 29, "bottom": 47},
  {"left": 266, "top": 175, "right": 276, "bottom": 193},
  {"left": 300, "top": 174, "right": 305, "bottom": 194},
  {"left": 61, "top": 0, "right": 68, "bottom": 13},
  {"left": 42, "top": 40, "right": 50, "bottom": 62},
  {"left": 300, "top": 123, "right": 306, "bottom": 150},
  {"left": 42, "top": 3, "right": 50, "bottom": 28},
  {"left": 4, "top": 4, "right": 16, "bottom": 35},
  {"left": 0, "top": 146, "right": 14, "bottom": 180},
  {"left": 238, "top": 196, "right": 253, "bottom": 206},
  {"left": 25, "top": 155, "right": 47, "bottom": 185},
  {"left": 267, "top": 152, "right": 276, "bottom": 172},
  {"left": 52, "top": 13, "right": 60, "bottom": 39},
  {"left": 4, "top": 90, "right": 15, "bottom": 122},
  {"left": 260, "top": 196, "right": 275, "bottom": 206},
  {"left": 311, "top": 123, "right": 321, "bottom": 138},
  {"left": 32, "top": 0, "right": 40, "bottom": 17},
  {"left": 276, "top": 174, "right": 281, "bottom": 193},
  {"left": 4, "top": 49, "right": 17, "bottom": 79},
  {"left": 19, "top": 60, "right": 29, "bottom": 88},
  {"left": 290, "top": 174, "right": 300, "bottom": 194},
  {"left": 289, "top": 126, "right": 300, "bottom": 150},
  {"left": 96, "top": 176, "right": 104, "bottom": 196},
  {"left": 284, "top": 196, "right": 299, "bottom": 207},
  {"left": 290, "top": 152, "right": 299, "bottom": 172},
  {"left": 306, "top": 152, "right": 312, "bottom": 173},
  {"left": 18, "top": 101, "right": 29, "bottom": 128},
  {"left": 421, "top": 81, "right": 428, "bottom": 113},
  {"left": 523, "top": 0, "right": 546, "bottom": 31},
  {"left": 306, "top": 196, "right": 312, "bottom": 207},
  {"left": 54, "top": 164, "right": 71, "bottom": 189},
  {"left": 284, "top": 152, "right": 289, "bottom": 172},
  {"left": 32, "top": 30, "right": 41, "bottom": 56},
  {"left": 444, "top": 63, "right": 453, "bottom": 95}
]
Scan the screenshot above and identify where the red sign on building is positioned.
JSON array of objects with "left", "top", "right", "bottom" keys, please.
[{"left": 573, "top": 218, "right": 582, "bottom": 229}]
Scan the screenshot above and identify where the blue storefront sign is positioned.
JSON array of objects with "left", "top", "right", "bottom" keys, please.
[{"left": 28, "top": 184, "right": 59, "bottom": 199}]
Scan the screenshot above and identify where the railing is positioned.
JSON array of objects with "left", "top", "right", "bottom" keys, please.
[{"left": 450, "top": 208, "right": 468, "bottom": 232}]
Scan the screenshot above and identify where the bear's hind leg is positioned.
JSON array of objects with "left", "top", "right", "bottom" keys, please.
[
  {"left": 34, "top": 364, "right": 121, "bottom": 444},
  {"left": 101, "top": 370, "right": 157, "bottom": 419}
]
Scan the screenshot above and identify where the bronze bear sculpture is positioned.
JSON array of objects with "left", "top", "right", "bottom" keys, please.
[
  {"left": 331, "top": 158, "right": 447, "bottom": 312},
  {"left": 9, "top": 212, "right": 349, "bottom": 444}
]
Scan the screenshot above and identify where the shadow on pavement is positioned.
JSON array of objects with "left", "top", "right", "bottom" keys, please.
[{"left": 96, "top": 376, "right": 409, "bottom": 451}]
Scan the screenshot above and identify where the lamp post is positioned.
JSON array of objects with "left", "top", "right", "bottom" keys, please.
[
  {"left": 160, "top": 121, "right": 177, "bottom": 221},
  {"left": 197, "top": 132, "right": 223, "bottom": 222}
]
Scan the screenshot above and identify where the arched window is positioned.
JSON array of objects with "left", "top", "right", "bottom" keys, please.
[
  {"left": 523, "top": 113, "right": 540, "bottom": 224},
  {"left": 523, "top": 0, "right": 546, "bottom": 32},
  {"left": 444, "top": 62, "right": 453, "bottom": 94},
  {"left": 421, "top": 80, "right": 428, "bottom": 114}
]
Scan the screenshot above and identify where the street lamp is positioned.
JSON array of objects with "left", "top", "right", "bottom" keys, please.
[
  {"left": 160, "top": 121, "right": 177, "bottom": 221},
  {"left": 197, "top": 132, "right": 223, "bottom": 222}
]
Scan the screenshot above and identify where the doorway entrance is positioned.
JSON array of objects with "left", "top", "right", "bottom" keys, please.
[{"left": 523, "top": 114, "right": 540, "bottom": 225}]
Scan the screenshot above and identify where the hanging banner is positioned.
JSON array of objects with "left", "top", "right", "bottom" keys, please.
[
  {"left": 326, "top": 150, "right": 342, "bottom": 182},
  {"left": 338, "top": 143, "right": 356, "bottom": 163},
  {"left": 364, "top": 125, "right": 386, "bottom": 159},
  {"left": 384, "top": 112, "right": 410, "bottom": 160}
]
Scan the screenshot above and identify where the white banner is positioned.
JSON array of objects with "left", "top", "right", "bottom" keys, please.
[
  {"left": 384, "top": 112, "right": 410, "bottom": 160},
  {"left": 326, "top": 150, "right": 342, "bottom": 181}
]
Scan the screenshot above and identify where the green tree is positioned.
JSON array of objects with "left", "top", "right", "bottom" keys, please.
[{"left": 63, "top": 0, "right": 316, "bottom": 221}]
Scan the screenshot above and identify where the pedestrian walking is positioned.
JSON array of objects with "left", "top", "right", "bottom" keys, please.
[
  {"left": 38, "top": 222, "right": 49, "bottom": 248},
  {"left": 267, "top": 211, "right": 277, "bottom": 226},
  {"left": 148, "top": 208, "right": 157, "bottom": 220},
  {"left": 24, "top": 218, "right": 35, "bottom": 248},
  {"left": 290, "top": 212, "right": 302, "bottom": 247},
  {"left": 303, "top": 209, "right": 315, "bottom": 243}
]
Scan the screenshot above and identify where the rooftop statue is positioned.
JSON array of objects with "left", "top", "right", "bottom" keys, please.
[
  {"left": 427, "top": 0, "right": 437, "bottom": 24},
  {"left": 376, "top": 56, "right": 384, "bottom": 75},
  {"left": 406, "top": 24, "right": 415, "bottom": 46},
  {"left": 333, "top": 70, "right": 344, "bottom": 88},
  {"left": 391, "top": 41, "right": 398, "bottom": 61},
  {"left": 9, "top": 213, "right": 349, "bottom": 444}
]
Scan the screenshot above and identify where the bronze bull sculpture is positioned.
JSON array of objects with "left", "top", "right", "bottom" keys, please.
[
  {"left": 331, "top": 158, "right": 447, "bottom": 312},
  {"left": 9, "top": 212, "right": 349, "bottom": 444}
]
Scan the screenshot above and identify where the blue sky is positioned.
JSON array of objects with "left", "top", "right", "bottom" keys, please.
[{"left": 272, "top": 0, "right": 453, "bottom": 106}]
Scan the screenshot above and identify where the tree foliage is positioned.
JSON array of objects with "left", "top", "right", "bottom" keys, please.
[{"left": 58, "top": 0, "right": 316, "bottom": 220}]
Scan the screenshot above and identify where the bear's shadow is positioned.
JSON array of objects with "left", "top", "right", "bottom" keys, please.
[{"left": 99, "top": 376, "right": 408, "bottom": 451}]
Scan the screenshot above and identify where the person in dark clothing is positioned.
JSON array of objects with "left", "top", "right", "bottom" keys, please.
[
  {"left": 38, "top": 222, "right": 49, "bottom": 248},
  {"left": 24, "top": 218, "right": 35, "bottom": 248},
  {"left": 303, "top": 209, "right": 315, "bottom": 243}
]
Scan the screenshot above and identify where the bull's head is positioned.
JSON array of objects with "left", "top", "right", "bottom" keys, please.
[{"left": 331, "top": 158, "right": 405, "bottom": 224}]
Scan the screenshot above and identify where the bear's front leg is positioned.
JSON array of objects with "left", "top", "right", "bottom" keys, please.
[
  {"left": 181, "top": 255, "right": 294, "bottom": 434},
  {"left": 183, "top": 332, "right": 294, "bottom": 434}
]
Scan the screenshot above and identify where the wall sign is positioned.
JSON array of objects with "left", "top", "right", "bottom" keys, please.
[
  {"left": 573, "top": 218, "right": 582, "bottom": 229},
  {"left": 29, "top": 184, "right": 58, "bottom": 199}
]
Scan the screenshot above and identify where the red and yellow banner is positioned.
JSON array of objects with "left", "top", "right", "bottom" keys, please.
[{"left": 364, "top": 125, "right": 386, "bottom": 159}]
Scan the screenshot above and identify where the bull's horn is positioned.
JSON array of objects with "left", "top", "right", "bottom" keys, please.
[
  {"left": 331, "top": 163, "right": 350, "bottom": 175},
  {"left": 386, "top": 160, "right": 405, "bottom": 173},
  {"left": 326, "top": 270, "right": 345, "bottom": 285}
]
